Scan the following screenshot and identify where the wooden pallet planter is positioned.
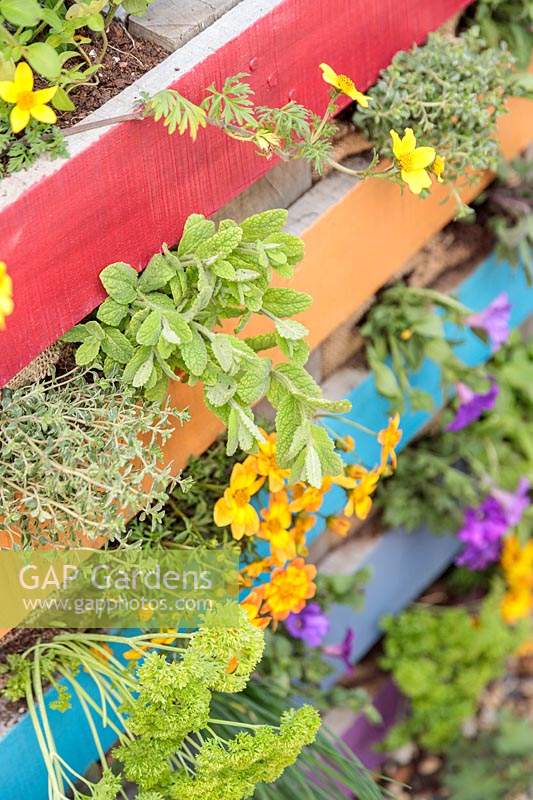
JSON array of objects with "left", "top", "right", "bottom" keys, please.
[
  {"left": 0, "top": 100, "right": 530, "bottom": 647},
  {"left": 0, "top": 251, "right": 531, "bottom": 797},
  {"left": 0, "top": 0, "right": 474, "bottom": 386}
]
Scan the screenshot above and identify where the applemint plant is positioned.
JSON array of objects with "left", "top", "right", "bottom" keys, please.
[{"left": 65, "top": 209, "right": 351, "bottom": 488}]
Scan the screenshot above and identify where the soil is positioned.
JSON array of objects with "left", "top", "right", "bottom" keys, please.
[{"left": 60, "top": 21, "right": 169, "bottom": 127}]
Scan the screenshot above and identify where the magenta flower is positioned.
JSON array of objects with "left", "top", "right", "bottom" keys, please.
[
  {"left": 466, "top": 292, "right": 511, "bottom": 352},
  {"left": 285, "top": 603, "right": 330, "bottom": 647},
  {"left": 491, "top": 478, "right": 530, "bottom": 527},
  {"left": 446, "top": 379, "right": 499, "bottom": 432},
  {"left": 455, "top": 496, "right": 508, "bottom": 570},
  {"left": 323, "top": 627, "right": 355, "bottom": 670}
]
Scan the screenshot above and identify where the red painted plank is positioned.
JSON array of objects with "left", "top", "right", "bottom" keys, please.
[{"left": 0, "top": 0, "right": 471, "bottom": 385}]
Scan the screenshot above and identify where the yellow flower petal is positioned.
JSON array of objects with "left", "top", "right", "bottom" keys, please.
[
  {"left": 10, "top": 105, "right": 30, "bottom": 133},
  {"left": 33, "top": 86, "right": 58, "bottom": 105},
  {"left": 390, "top": 129, "right": 402, "bottom": 159},
  {"left": 213, "top": 496, "right": 234, "bottom": 527},
  {"left": 352, "top": 89, "right": 370, "bottom": 108},
  {"left": 30, "top": 104, "right": 57, "bottom": 125},
  {"left": 409, "top": 146, "right": 436, "bottom": 170},
  {"left": 401, "top": 168, "right": 432, "bottom": 195},
  {"left": 14, "top": 62, "right": 33, "bottom": 93},
  {"left": 319, "top": 63, "right": 339, "bottom": 88},
  {"left": 0, "top": 81, "right": 18, "bottom": 103},
  {"left": 401, "top": 127, "right": 417, "bottom": 154}
]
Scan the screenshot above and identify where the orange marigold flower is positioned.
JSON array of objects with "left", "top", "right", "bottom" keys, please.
[
  {"left": 378, "top": 413, "right": 402, "bottom": 470},
  {"left": 263, "top": 558, "right": 317, "bottom": 621},
  {"left": 214, "top": 461, "right": 264, "bottom": 540}
]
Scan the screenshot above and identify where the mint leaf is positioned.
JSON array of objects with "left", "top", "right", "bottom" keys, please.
[{"left": 100, "top": 262, "right": 138, "bottom": 304}]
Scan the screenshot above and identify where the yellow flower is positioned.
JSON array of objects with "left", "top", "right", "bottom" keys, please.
[
  {"left": 344, "top": 469, "right": 380, "bottom": 520},
  {"left": 0, "top": 261, "right": 14, "bottom": 330},
  {"left": 292, "top": 513, "right": 314, "bottom": 556},
  {"left": 400, "top": 328, "right": 413, "bottom": 341},
  {"left": 378, "top": 413, "right": 402, "bottom": 470},
  {"left": 263, "top": 558, "right": 317, "bottom": 621},
  {"left": 213, "top": 462, "right": 264, "bottom": 541},
  {"left": 319, "top": 63, "right": 370, "bottom": 107},
  {"left": 0, "top": 62, "right": 58, "bottom": 133},
  {"left": 252, "top": 433, "right": 290, "bottom": 493},
  {"left": 327, "top": 515, "right": 351, "bottom": 537},
  {"left": 289, "top": 478, "right": 332, "bottom": 514},
  {"left": 432, "top": 154, "right": 445, "bottom": 183},
  {"left": 390, "top": 128, "right": 436, "bottom": 195},
  {"left": 259, "top": 493, "right": 296, "bottom": 565},
  {"left": 241, "top": 585, "right": 271, "bottom": 629},
  {"left": 501, "top": 588, "right": 532, "bottom": 624}
]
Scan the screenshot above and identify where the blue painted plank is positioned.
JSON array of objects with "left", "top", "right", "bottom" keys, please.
[
  {"left": 0, "top": 253, "right": 531, "bottom": 798},
  {"left": 320, "top": 526, "right": 460, "bottom": 687}
]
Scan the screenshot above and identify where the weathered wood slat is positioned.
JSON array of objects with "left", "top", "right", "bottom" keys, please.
[{"left": 128, "top": 0, "right": 242, "bottom": 51}]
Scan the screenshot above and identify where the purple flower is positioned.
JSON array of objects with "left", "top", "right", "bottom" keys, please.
[
  {"left": 446, "top": 379, "right": 499, "bottom": 432},
  {"left": 491, "top": 478, "right": 530, "bottom": 528},
  {"left": 466, "top": 292, "right": 511, "bottom": 352},
  {"left": 455, "top": 496, "right": 508, "bottom": 570},
  {"left": 285, "top": 603, "right": 330, "bottom": 648},
  {"left": 323, "top": 627, "right": 355, "bottom": 670}
]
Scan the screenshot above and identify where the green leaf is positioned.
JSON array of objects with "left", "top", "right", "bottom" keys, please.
[
  {"left": 86, "top": 12, "right": 104, "bottom": 31},
  {"left": 213, "top": 260, "right": 236, "bottom": 279},
  {"left": 275, "top": 318, "right": 308, "bottom": 341},
  {"left": 236, "top": 358, "right": 270, "bottom": 405},
  {"left": 369, "top": 356, "right": 401, "bottom": 399},
  {"left": 132, "top": 354, "right": 154, "bottom": 388},
  {"left": 304, "top": 443, "right": 322, "bottom": 487},
  {"left": 275, "top": 394, "right": 305, "bottom": 466},
  {"left": 161, "top": 311, "right": 192, "bottom": 345},
  {"left": 101, "top": 329, "right": 134, "bottom": 364},
  {"left": 311, "top": 424, "right": 344, "bottom": 478},
  {"left": 136, "top": 310, "right": 162, "bottom": 345},
  {"left": 211, "top": 334, "right": 235, "bottom": 371},
  {"left": 85, "top": 320, "right": 105, "bottom": 341},
  {"left": 0, "top": 0, "right": 41, "bottom": 26},
  {"left": 262, "top": 288, "right": 312, "bottom": 317},
  {"left": 205, "top": 377, "right": 236, "bottom": 407},
  {"left": 138, "top": 254, "right": 176, "bottom": 293},
  {"left": 177, "top": 214, "right": 215, "bottom": 256},
  {"left": 51, "top": 87, "right": 75, "bottom": 112},
  {"left": 75, "top": 337, "right": 100, "bottom": 366},
  {"left": 180, "top": 329, "right": 208, "bottom": 376},
  {"left": 412, "top": 315, "right": 444, "bottom": 338},
  {"left": 122, "top": 346, "right": 152, "bottom": 385},
  {"left": 196, "top": 223, "right": 243, "bottom": 260},
  {"left": 240, "top": 209, "right": 288, "bottom": 241},
  {"left": 97, "top": 297, "right": 129, "bottom": 327},
  {"left": 100, "top": 262, "right": 138, "bottom": 304},
  {"left": 25, "top": 42, "right": 61, "bottom": 79},
  {"left": 62, "top": 323, "right": 92, "bottom": 343}
]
